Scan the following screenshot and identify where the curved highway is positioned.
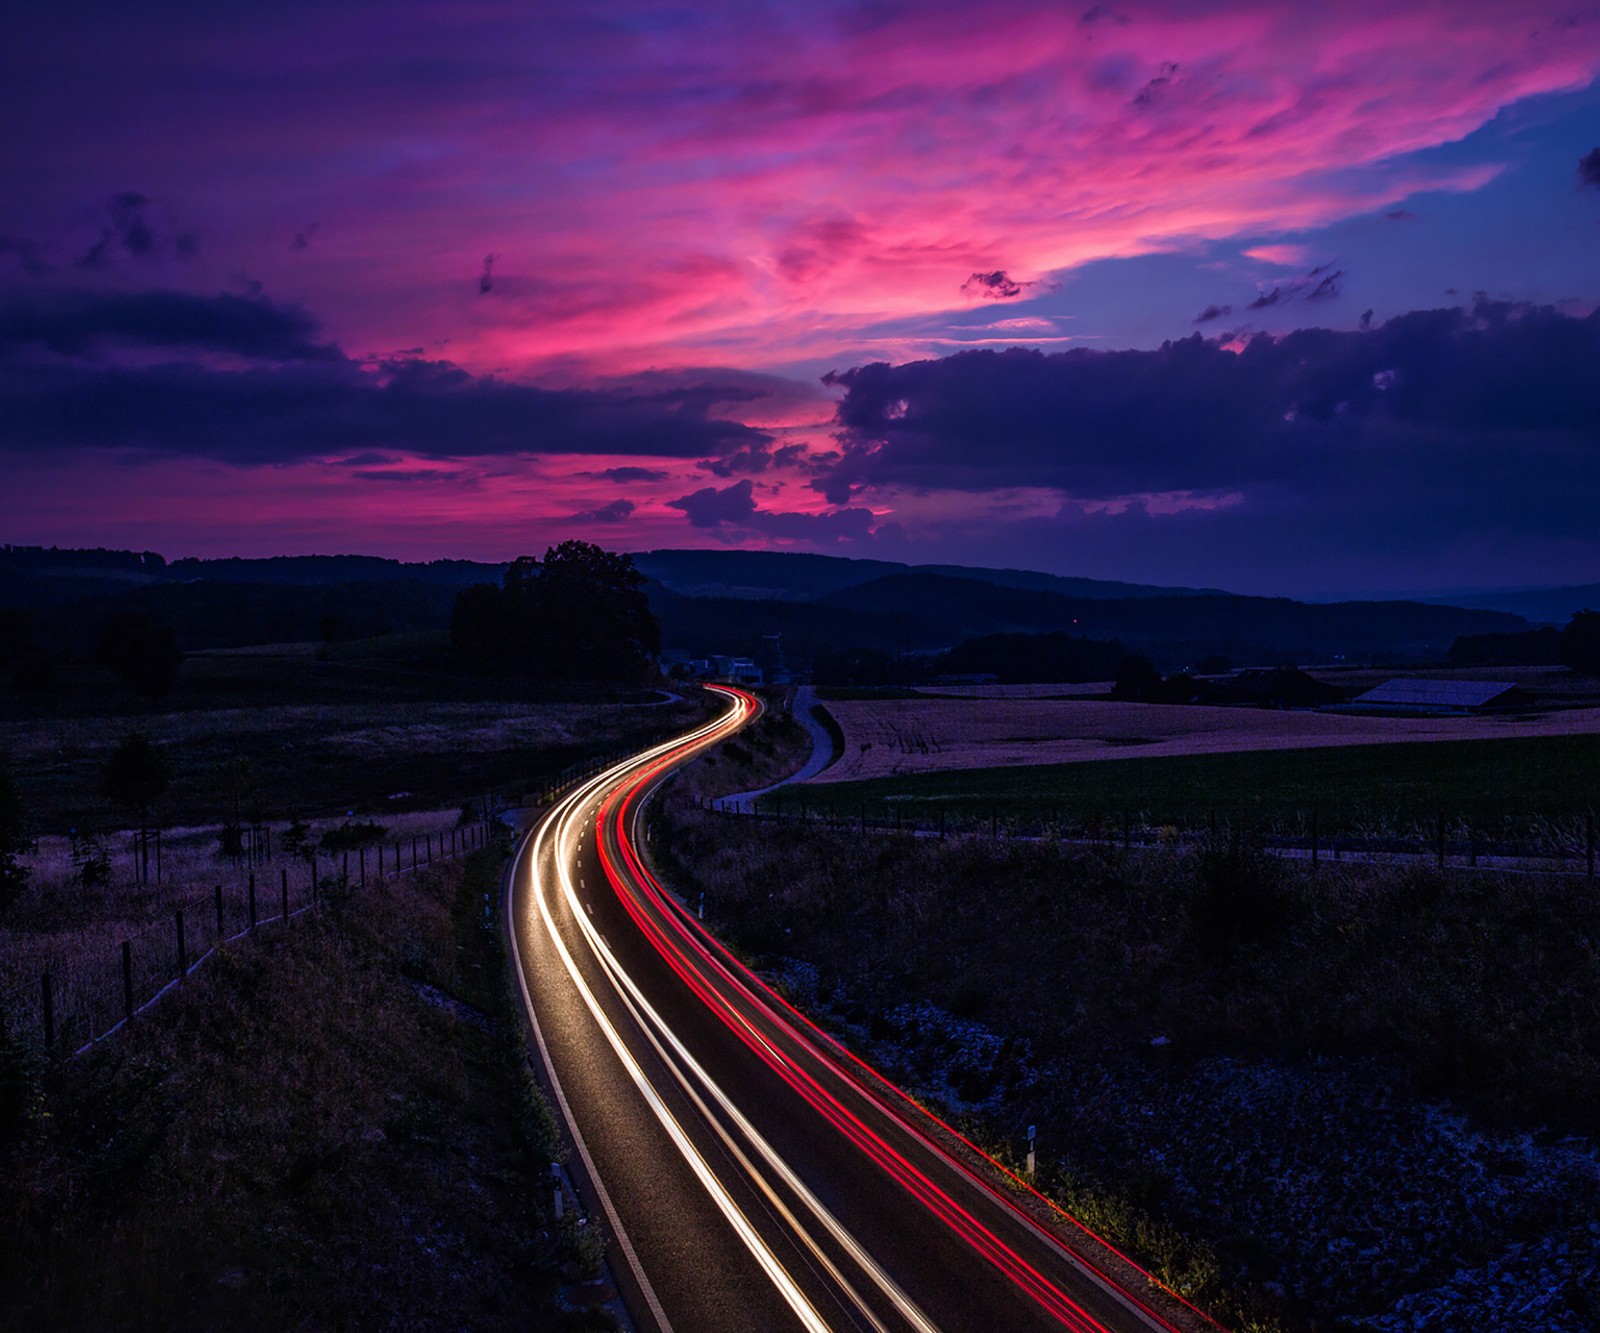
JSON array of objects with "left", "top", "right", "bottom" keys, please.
[{"left": 507, "top": 685, "right": 1218, "bottom": 1333}]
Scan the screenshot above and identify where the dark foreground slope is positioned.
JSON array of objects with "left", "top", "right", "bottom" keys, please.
[{"left": 0, "top": 849, "right": 613, "bottom": 1331}]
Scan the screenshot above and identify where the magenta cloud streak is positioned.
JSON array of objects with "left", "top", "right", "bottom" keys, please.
[{"left": 7, "top": 2, "right": 1596, "bottom": 376}]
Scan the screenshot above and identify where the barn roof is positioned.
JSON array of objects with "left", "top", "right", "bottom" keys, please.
[{"left": 1353, "top": 678, "right": 1521, "bottom": 709}]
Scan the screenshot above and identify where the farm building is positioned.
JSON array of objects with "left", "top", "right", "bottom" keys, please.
[{"left": 1348, "top": 678, "right": 1530, "bottom": 714}]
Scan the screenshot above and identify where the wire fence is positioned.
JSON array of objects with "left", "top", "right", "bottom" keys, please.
[
  {"left": 1, "top": 818, "right": 498, "bottom": 1061},
  {"left": 721, "top": 794, "right": 1600, "bottom": 880}
]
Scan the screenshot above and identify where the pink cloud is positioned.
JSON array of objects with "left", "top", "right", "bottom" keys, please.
[
  {"left": 1244, "top": 244, "right": 1316, "bottom": 267},
  {"left": 11, "top": 2, "right": 1594, "bottom": 380}
]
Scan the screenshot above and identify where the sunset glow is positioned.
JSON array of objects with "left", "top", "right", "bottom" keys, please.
[{"left": 4, "top": 1, "right": 1600, "bottom": 592}]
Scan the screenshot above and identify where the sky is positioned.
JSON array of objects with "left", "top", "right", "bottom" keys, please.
[{"left": 3, "top": 0, "right": 1600, "bottom": 596}]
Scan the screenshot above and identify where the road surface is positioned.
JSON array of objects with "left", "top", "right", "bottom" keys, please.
[{"left": 507, "top": 685, "right": 1216, "bottom": 1333}]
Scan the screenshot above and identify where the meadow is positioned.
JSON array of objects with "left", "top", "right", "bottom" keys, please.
[
  {"left": 0, "top": 848, "right": 612, "bottom": 1330},
  {"left": 809, "top": 692, "right": 1600, "bottom": 785},
  {"left": 652, "top": 797, "right": 1600, "bottom": 1332}
]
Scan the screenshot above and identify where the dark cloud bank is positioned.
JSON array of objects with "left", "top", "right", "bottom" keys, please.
[
  {"left": 821, "top": 299, "right": 1600, "bottom": 588},
  {"left": 3, "top": 285, "right": 1598, "bottom": 588},
  {"left": 0, "top": 288, "right": 770, "bottom": 464}
]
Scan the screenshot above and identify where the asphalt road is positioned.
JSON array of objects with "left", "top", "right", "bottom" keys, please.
[{"left": 507, "top": 686, "right": 1215, "bottom": 1333}]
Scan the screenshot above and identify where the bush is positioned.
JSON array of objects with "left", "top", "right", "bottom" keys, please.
[{"left": 1189, "top": 827, "right": 1288, "bottom": 946}]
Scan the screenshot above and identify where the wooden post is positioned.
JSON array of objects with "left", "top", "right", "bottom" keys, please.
[
  {"left": 248, "top": 871, "right": 258, "bottom": 929},
  {"left": 41, "top": 970, "right": 54, "bottom": 1050},
  {"left": 427, "top": 833, "right": 433, "bottom": 864},
  {"left": 121, "top": 940, "right": 134, "bottom": 1021},
  {"left": 281, "top": 867, "right": 289, "bottom": 924},
  {"left": 175, "top": 908, "right": 186, "bottom": 977},
  {"left": 412, "top": 836, "right": 418, "bottom": 869},
  {"left": 215, "top": 883, "right": 224, "bottom": 941}
]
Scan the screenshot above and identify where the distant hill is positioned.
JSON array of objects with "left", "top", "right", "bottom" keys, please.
[
  {"left": 166, "top": 555, "right": 504, "bottom": 587},
  {"left": 630, "top": 548, "right": 1208, "bottom": 603},
  {"left": 0, "top": 542, "right": 1542, "bottom": 669},
  {"left": 809, "top": 573, "right": 1529, "bottom": 665},
  {"left": 1430, "top": 584, "right": 1600, "bottom": 626}
]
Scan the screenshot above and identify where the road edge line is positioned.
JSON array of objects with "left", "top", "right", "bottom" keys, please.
[{"left": 503, "top": 816, "right": 675, "bottom": 1333}]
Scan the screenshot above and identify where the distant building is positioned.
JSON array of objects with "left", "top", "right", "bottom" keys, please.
[
  {"left": 754, "top": 634, "right": 790, "bottom": 685},
  {"left": 1347, "top": 678, "right": 1530, "bottom": 714},
  {"left": 709, "top": 654, "right": 764, "bottom": 685}
]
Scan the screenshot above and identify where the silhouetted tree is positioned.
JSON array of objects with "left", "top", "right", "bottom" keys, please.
[
  {"left": 812, "top": 646, "right": 900, "bottom": 687},
  {"left": 1110, "top": 654, "right": 1163, "bottom": 702},
  {"left": 96, "top": 612, "right": 183, "bottom": 701},
  {"left": 0, "top": 764, "right": 29, "bottom": 914},
  {"left": 1561, "top": 610, "right": 1600, "bottom": 676},
  {"left": 101, "top": 731, "right": 172, "bottom": 884},
  {"left": 451, "top": 542, "right": 659, "bottom": 682},
  {"left": 450, "top": 582, "right": 504, "bottom": 660}
]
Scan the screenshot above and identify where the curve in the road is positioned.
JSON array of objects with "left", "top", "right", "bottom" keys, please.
[{"left": 508, "top": 685, "right": 1225, "bottom": 1333}]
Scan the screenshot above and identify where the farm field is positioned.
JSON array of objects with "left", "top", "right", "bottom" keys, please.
[
  {"left": 788, "top": 732, "right": 1600, "bottom": 837},
  {"left": 809, "top": 693, "right": 1600, "bottom": 784},
  {"left": 0, "top": 644, "right": 706, "bottom": 828}
]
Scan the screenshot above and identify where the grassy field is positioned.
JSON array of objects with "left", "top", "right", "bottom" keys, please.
[
  {"left": 807, "top": 692, "right": 1600, "bottom": 785},
  {"left": 653, "top": 800, "right": 1600, "bottom": 1330},
  {"left": 0, "top": 848, "right": 613, "bottom": 1331},
  {"left": 1, "top": 642, "right": 709, "bottom": 829},
  {"left": 781, "top": 732, "right": 1600, "bottom": 839}
]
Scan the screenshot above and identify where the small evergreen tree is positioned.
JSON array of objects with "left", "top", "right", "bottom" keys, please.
[
  {"left": 0, "top": 765, "right": 29, "bottom": 914},
  {"left": 96, "top": 612, "right": 184, "bottom": 701},
  {"left": 101, "top": 731, "right": 172, "bottom": 884}
]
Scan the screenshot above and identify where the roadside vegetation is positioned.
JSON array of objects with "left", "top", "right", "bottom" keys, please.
[
  {"left": 655, "top": 725, "right": 1600, "bottom": 1330},
  {"left": 0, "top": 848, "right": 614, "bottom": 1330},
  {"left": 797, "top": 731, "right": 1599, "bottom": 843},
  {"left": 0, "top": 625, "right": 696, "bottom": 1330}
]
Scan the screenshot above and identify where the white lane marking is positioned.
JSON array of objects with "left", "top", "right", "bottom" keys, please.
[
  {"left": 570, "top": 829, "right": 941, "bottom": 1333},
  {"left": 556, "top": 703, "right": 939, "bottom": 1333},
  {"left": 534, "top": 735, "right": 834, "bottom": 1333},
  {"left": 505, "top": 829, "right": 674, "bottom": 1333}
]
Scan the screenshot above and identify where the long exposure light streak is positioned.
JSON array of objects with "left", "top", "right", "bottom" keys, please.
[{"left": 511, "top": 684, "right": 1207, "bottom": 1332}]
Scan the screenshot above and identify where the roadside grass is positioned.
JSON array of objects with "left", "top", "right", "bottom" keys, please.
[
  {"left": 0, "top": 648, "right": 710, "bottom": 829},
  {"left": 652, "top": 800, "right": 1600, "bottom": 1330},
  {"left": 792, "top": 732, "right": 1600, "bottom": 841},
  {"left": 0, "top": 847, "right": 607, "bottom": 1331}
]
